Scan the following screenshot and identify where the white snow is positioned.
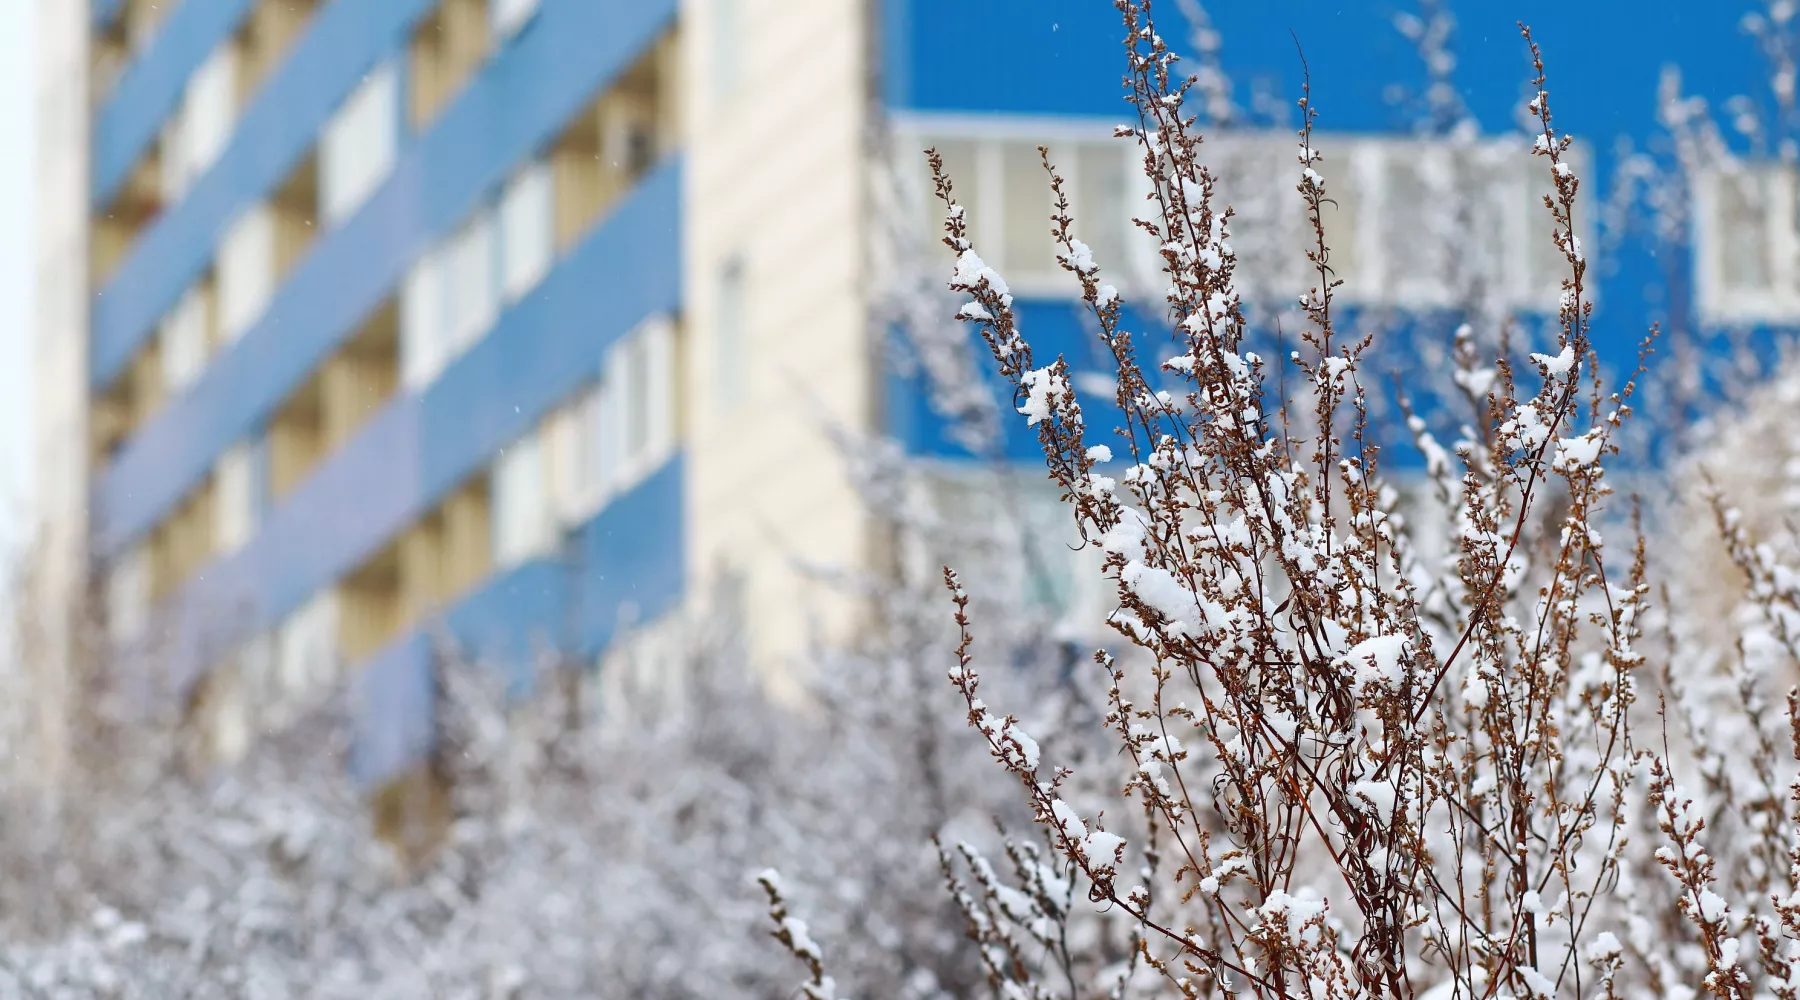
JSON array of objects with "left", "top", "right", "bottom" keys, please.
[
  {"left": 1081, "top": 830, "right": 1126, "bottom": 873},
  {"left": 953, "top": 249, "right": 1010, "bottom": 296},
  {"left": 1018, "top": 367, "right": 1068, "bottom": 426},
  {"left": 1584, "top": 931, "right": 1623, "bottom": 963},
  {"left": 1120, "top": 561, "right": 1221, "bottom": 635},
  {"left": 1061, "top": 238, "right": 1096, "bottom": 273},
  {"left": 1338, "top": 633, "right": 1409, "bottom": 690},
  {"left": 1531, "top": 343, "right": 1575, "bottom": 376}
]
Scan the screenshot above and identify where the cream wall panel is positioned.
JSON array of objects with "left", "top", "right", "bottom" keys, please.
[
  {"left": 681, "top": 0, "right": 877, "bottom": 693},
  {"left": 28, "top": 0, "right": 92, "bottom": 789}
]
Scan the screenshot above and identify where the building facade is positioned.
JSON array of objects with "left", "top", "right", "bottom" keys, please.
[{"left": 34, "top": 0, "right": 1787, "bottom": 796}]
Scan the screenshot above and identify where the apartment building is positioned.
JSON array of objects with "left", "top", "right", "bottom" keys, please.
[{"left": 32, "top": 0, "right": 1780, "bottom": 804}]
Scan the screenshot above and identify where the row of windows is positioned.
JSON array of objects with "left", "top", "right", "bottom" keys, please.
[{"left": 898, "top": 125, "right": 1576, "bottom": 312}]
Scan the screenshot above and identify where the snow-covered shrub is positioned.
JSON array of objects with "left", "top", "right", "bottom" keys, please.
[{"left": 755, "top": 5, "right": 1800, "bottom": 998}]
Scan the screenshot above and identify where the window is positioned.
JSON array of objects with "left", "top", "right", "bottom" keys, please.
[
  {"left": 491, "top": 0, "right": 540, "bottom": 41},
  {"left": 188, "top": 662, "right": 251, "bottom": 766},
  {"left": 492, "top": 430, "right": 555, "bottom": 568},
  {"left": 106, "top": 546, "right": 150, "bottom": 645},
  {"left": 401, "top": 253, "right": 447, "bottom": 390},
  {"left": 93, "top": 151, "right": 165, "bottom": 282},
  {"left": 546, "top": 386, "right": 601, "bottom": 524},
  {"left": 543, "top": 316, "right": 679, "bottom": 525},
  {"left": 278, "top": 589, "right": 340, "bottom": 697},
  {"left": 231, "top": 632, "right": 276, "bottom": 727},
  {"left": 712, "top": 0, "right": 741, "bottom": 97},
  {"left": 235, "top": 0, "right": 322, "bottom": 105},
  {"left": 598, "top": 611, "right": 689, "bottom": 723},
  {"left": 549, "top": 31, "right": 680, "bottom": 250},
  {"left": 607, "top": 315, "right": 677, "bottom": 485},
  {"left": 187, "top": 45, "right": 238, "bottom": 187},
  {"left": 1001, "top": 143, "right": 1058, "bottom": 278},
  {"left": 320, "top": 61, "right": 398, "bottom": 226},
  {"left": 271, "top": 151, "right": 322, "bottom": 278},
  {"left": 445, "top": 214, "right": 499, "bottom": 355},
  {"left": 92, "top": 13, "right": 131, "bottom": 99},
  {"left": 97, "top": 0, "right": 174, "bottom": 71},
  {"left": 1074, "top": 143, "right": 1130, "bottom": 278},
  {"left": 341, "top": 543, "right": 405, "bottom": 663},
  {"left": 162, "top": 44, "right": 239, "bottom": 205},
  {"left": 218, "top": 204, "right": 276, "bottom": 343},
  {"left": 213, "top": 439, "right": 263, "bottom": 555},
  {"left": 410, "top": 0, "right": 490, "bottom": 128},
  {"left": 641, "top": 315, "right": 677, "bottom": 459},
  {"left": 713, "top": 259, "right": 745, "bottom": 412},
  {"left": 497, "top": 161, "right": 553, "bottom": 302},
  {"left": 149, "top": 479, "right": 219, "bottom": 602},
  {"left": 93, "top": 340, "right": 166, "bottom": 466},
  {"left": 1318, "top": 151, "right": 1366, "bottom": 294},
  {"left": 271, "top": 298, "right": 399, "bottom": 498},
  {"left": 906, "top": 467, "right": 1108, "bottom": 637},
  {"left": 895, "top": 122, "right": 1577, "bottom": 311},
  {"left": 595, "top": 355, "right": 626, "bottom": 496},
  {"left": 1378, "top": 147, "right": 1456, "bottom": 304},
  {"left": 615, "top": 315, "right": 676, "bottom": 465},
  {"left": 926, "top": 140, "right": 981, "bottom": 255},
  {"left": 159, "top": 283, "right": 213, "bottom": 394},
  {"left": 320, "top": 300, "right": 400, "bottom": 447},
  {"left": 1695, "top": 164, "right": 1800, "bottom": 324},
  {"left": 402, "top": 210, "right": 498, "bottom": 390},
  {"left": 623, "top": 333, "right": 652, "bottom": 458},
  {"left": 396, "top": 476, "right": 493, "bottom": 628}
]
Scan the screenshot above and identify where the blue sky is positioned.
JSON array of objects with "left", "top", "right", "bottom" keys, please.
[{"left": 0, "top": 0, "right": 31, "bottom": 565}]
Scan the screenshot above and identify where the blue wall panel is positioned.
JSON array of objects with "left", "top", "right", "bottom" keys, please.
[
  {"left": 94, "top": 0, "right": 680, "bottom": 558},
  {"left": 348, "top": 632, "right": 436, "bottom": 788},
  {"left": 570, "top": 458, "right": 685, "bottom": 656},
  {"left": 885, "top": 0, "right": 1761, "bottom": 134},
  {"left": 92, "top": 0, "right": 257, "bottom": 207},
  {"left": 443, "top": 557, "right": 572, "bottom": 693},
  {"left": 887, "top": 299, "right": 1152, "bottom": 463}
]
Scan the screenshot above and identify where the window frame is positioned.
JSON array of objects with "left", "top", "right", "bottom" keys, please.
[
  {"left": 217, "top": 203, "right": 277, "bottom": 344},
  {"left": 1694, "top": 162, "right": 1800, "bottom": 325},
  {"left": 491, "top": 428, "right": 556, "bottom": 569},
  {"left": 319, "top": 59, "right": 400, "bottom": 227},
  {"left": 497, "top": 159, "right": 554, "bottom": 304}
]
